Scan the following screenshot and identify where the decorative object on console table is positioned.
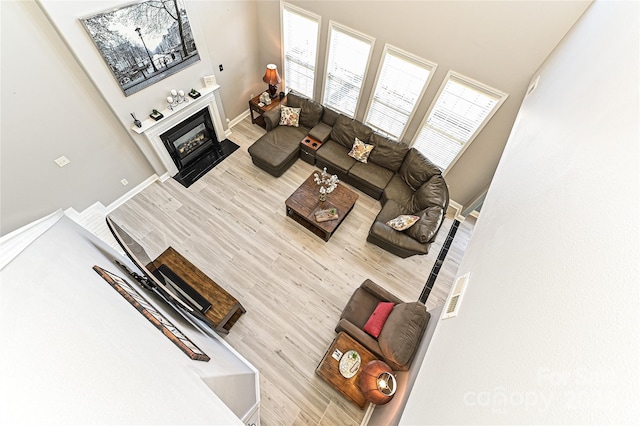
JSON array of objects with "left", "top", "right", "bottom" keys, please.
[
  {"left": 150, "top": 109, "right": 164, "bottom": 121},
  {"left": 359, "top": 360, "right": 397, "bottom": 405},
  {"left": 248, "top": 93, "right": 284, "bottom": 128},
  {"left": 313, "top": 167, "right": 338, "bottom": 202},
  {"left": 262, "top": 64, "right": 281, "bottom": 98}
]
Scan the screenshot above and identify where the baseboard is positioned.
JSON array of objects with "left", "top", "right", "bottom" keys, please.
[
  {"left": 105, "top": 174, "right": 160, "bottom": 213},
  {"left": 448, "top": 199, "right": 466, "bottom": 222},
  {"left": 229, "top": 110, "right": 250, "bottom": 129}
]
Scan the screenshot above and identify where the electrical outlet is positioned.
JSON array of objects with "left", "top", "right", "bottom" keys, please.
[
  {"left": 120, "top": 179, "right": 129, "bottom": 186},
  {"left": 54, "top": 156, "right": 70, "bottom": 167},
  {"left": 219, "top": 64, "right": 223, "bottom": 71}
]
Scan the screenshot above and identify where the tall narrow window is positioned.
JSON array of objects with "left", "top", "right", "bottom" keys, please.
[
  {"left": 413, "top": 71, "right": 507, "bottom": 171},
  {"left": 364, "top": 45, "right": 436, "bottom": 140},
  {"left": 281, "top": 3, "right": 320, "bottom": 98},
  {"left": 322, "top": 22, "right": 374, "bottom": 117}
]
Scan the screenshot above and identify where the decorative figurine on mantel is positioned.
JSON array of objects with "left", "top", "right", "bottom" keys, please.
[
  {"left": 167, "top": 89, "right": 189, "bottom": 111},
  {"left": 189, "top": 88, "right": 201, "bottom": 99},
  {"left": 150, "top": 109, "right": 164, "bottom": 121},
  {"left": 314, "top": 167, "right": 339, "bottom": 202},
  {"left": 130, "top": 112, "right": 142, "bottom": 128}
]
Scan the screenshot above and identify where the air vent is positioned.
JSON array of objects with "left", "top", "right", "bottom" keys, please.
[{"left": 441, "top": 272, "right": 470, "bottom": 319}]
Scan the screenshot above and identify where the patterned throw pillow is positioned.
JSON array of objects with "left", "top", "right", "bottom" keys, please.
[
  {"left": 279, "top": 105, "right": 301, "bottom": 127},
  {"left": 348, "top": 137, "right": 375, "bottom": 163},
  {"left": 386, "top": 214, "right": 420, "bottom": 231}
]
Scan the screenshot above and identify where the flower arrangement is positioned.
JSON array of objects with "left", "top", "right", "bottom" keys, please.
[{"left": 314, "top": 167, "right": 339, "bottom": 201}]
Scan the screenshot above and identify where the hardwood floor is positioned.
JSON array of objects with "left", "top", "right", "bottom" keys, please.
[{"left": 109, "top": 116, "right": 476, "bottom": 426}]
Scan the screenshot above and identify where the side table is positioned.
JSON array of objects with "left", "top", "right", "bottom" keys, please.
[
  {"left": 249, "top": 94, "right": 285, "bottom": 129},
  {"left": 300, "top": 135, "right": 324, "bottom": 165},
  {"left": 316, "top": 332, "right": 377, "bottom": 409}
]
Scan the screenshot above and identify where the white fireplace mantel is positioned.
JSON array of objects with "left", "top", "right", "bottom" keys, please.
[{"left": 131, "top": 85, "right": 226, "bottom": 179}]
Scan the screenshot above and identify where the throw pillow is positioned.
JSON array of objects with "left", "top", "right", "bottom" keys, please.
[
  {"left": 348, "top": 137, "right": 375, "bottom": 163},
  {"left": 279, "top": 105, "right": 301, "bottom": 127},
  {"left": 386, "top": 214, "right": 420, "bottom": 231},
  {"left": 363, "top": 301, "right": 395, "bottom": 338}
]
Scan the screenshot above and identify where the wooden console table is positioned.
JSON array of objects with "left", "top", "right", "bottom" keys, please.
[
  {"left": 146, "top": 247, "right": 245, "bottom": 334},
  {"left": 249, "top": 93, "right": 285, "bottom": 128}
]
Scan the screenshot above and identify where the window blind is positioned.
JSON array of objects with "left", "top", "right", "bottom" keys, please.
[
  {"left": 322, "top": 24, "right": 373, "bottom": 117},
  {"left": 365, "top": 48, "right": 433, "bottom": 140},
  {"left": 282, "top": 5, "right": 319, "bottom": 98},
  {"left": 414, "top": 74, "right": 504, "bottom": 171}
]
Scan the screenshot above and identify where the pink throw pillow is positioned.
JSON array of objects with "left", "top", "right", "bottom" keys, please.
[{"left": 363, "top": 301, "right": 395, "bottom": 338}]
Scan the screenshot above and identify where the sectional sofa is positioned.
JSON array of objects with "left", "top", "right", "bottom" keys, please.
[{"left": 248, "top": 92, "right": 449, "bottom": 258}]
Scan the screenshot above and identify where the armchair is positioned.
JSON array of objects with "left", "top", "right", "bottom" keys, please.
[{"left": 335, "top": 279, "right": 430, "bottom": 371}]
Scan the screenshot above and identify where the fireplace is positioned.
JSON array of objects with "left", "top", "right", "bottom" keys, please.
[{"left": 159, "top": 107, "right": 238, "bottom": 188}]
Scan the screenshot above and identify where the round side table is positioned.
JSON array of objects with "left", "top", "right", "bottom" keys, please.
[{"left": 358, "top": 360, "right": 397, "bottom": 405}]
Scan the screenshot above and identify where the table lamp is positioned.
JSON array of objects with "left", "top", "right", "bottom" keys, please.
[
  {"left": 263, "top": 64, "right": 281, "bottom": 99},
  {"left": 359, "top": 360, "right": 397, "bottom": 405}
]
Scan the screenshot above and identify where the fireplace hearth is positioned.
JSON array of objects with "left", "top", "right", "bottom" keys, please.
[{"left": 160, "top": 108, "right": 238, "bottom": 188}]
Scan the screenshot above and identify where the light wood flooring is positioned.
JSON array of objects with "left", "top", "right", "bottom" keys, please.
[{"left": 109, "top": 116, "right": 476, "bottom": 426}]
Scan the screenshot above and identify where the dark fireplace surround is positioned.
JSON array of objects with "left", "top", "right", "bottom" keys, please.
[{"left": 160, "top": 107, "right": 238, "bottom": 188}]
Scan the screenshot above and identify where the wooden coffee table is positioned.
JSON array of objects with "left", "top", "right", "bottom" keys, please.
[
  {"left": 285, "top": 173, "right": 358, "bottom": 241},
  {"left": 316, "top": 332, "right": 377, "bottom": 409}
]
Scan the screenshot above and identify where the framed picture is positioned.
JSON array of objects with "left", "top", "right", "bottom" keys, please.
[
  {"left": 93, "top": 265, "right": 210, "bottom": 361},
  {"left": 81, "top": 0, "right": 200, "bottom": 96}
]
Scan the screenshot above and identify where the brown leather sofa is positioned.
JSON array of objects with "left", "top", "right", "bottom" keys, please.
[
  {"left": 336, "top": 279, "right": 430, "bottom": 371},
  {"left": 247, "top": 92, "right": 449, "bottom": 257}
]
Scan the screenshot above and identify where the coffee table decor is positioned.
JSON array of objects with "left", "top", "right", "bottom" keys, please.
[
  {"left": 314, "top": 207, "right": 338, "bottom": 223},
  {"left": 285, "top": 173, "right": 358, "bottom": 241},
  {"left": 313, "top": 167, "right": 338, "bottom": 202},
  {"left": 339, "top": 350, "right": 362, "bottom": 378}
]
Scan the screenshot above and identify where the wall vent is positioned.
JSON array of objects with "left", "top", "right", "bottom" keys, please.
[{"left": 441, "top": 272, "right": 470, "bottom": 319}]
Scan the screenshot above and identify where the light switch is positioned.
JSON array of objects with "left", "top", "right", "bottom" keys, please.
[{"left": 54, "top": 156, "right": 70, "bottom": 167}]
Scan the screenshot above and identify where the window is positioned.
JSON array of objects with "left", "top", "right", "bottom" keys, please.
[
  {"left": 412, "top": 71, "right": 507, "bottom": 172},
  {"left": 322, "top": 22, "right": 374, "bottom": 117},
  {"left": 281, "top": 3, "right": 320, "bottom": 98},
  {"left": 364, "top": 45, "right": 436, "bottom": 140}
]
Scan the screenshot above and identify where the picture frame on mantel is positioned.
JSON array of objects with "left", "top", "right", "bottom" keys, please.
[{"left": 80, "top": 0, "right": 200, "bottom": 96}]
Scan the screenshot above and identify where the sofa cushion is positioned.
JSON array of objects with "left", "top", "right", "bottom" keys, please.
[
  {"left": 321, "top": 107, "right": 340, "bottom": 127},
  {"left": 411, "top": 174, "right": 449, "bottom": 211},
  {"left": 286, "top": 92, "right": 323, "bottom": 129},
  {"left": 383, "top": 175, "right": 414, "bottom": 208},
  {"left": 349, "top": 161, "right": 395, "bottom": 198},
  {"left": 405, "top": 206, "right": 444, "bottom": 243},
  {"left": 378, "top": 302, "right": 429, "bottom": 370},
  {"left": 368, "top": 134, "right": 410, "bottom": 172},
  {"left": 279, "top": 105, "right": 301, "bottom": 127},
  {"left": 331, "top": 115, "right": 374, "bottom": 149},
  {"left": 308, "top": 122, "right": 332, "bottom": 142},
  {"left": 316, "top": 140, "right": 356, "bottom": 175},
  {"left": 348, "top": 137, "right": 375, "bottom": 163},
  {"left": 398, "top": 148, "right": 442, "bottom": 191},
  {"left": 248, "top": 125, "right": 306, "bottom": 169},
  {"left": 369, "top": 200, "right": 429, "bottom": 254},
  {"left": 363, "top": 301, "right": 395, "bottom": 338}
]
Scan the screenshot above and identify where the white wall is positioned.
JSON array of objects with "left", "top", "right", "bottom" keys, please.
[
  {"left": 401, "top": 1, "right": 639, "bottom": 423},
  {"left": 0, "top": 0, "right": 154, "bottom": 235},
  {"left": 1, "top": 1, "right": 264, "bottom": 236},
  {"left": 0, "top": 215, "right": 245, "bottom": 424}
]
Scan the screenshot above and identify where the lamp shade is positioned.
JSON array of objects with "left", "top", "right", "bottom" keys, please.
[
  {"left": 262, "top": 64, "right": 281, "bottom": 85},
  {"left": 359, "top": 360, "right": 397, "bottom": 405}
]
